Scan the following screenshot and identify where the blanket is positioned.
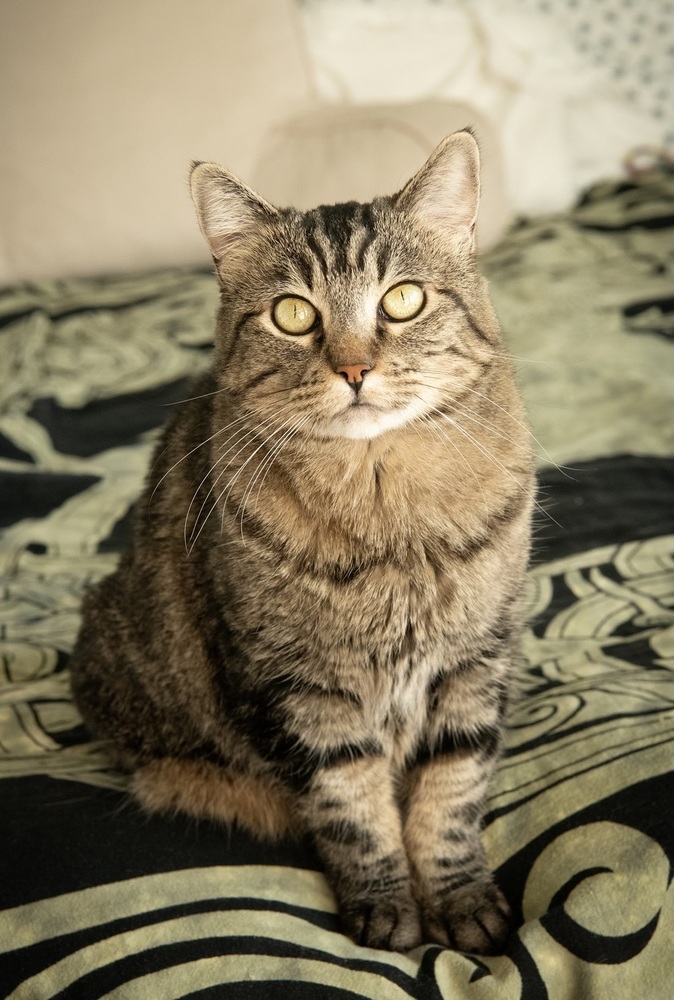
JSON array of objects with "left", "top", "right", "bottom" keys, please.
[{"left": 0, "top": 171, "right": 672, "bottom": 999}]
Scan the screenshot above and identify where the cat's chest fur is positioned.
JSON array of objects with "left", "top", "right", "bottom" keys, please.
[{"left": 202, "top": 403, "right": 525, "bottom": 694}]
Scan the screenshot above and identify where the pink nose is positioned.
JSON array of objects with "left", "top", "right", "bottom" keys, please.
[{"left": 335, "top": 363, "right": 372, "bottom": 387}]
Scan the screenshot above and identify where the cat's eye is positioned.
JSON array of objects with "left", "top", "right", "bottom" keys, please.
[
  {"left": 272, "top": 296, "right": 318, "bottom": 335},
  {"left": 380, "top": 282, "right": 425, "bottom": 322}
]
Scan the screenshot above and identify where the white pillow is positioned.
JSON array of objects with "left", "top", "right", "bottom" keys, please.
[{"left": 252, "top": 101, "right": 513, "bottom": 251}]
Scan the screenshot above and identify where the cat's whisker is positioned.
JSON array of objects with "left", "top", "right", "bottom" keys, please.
[
  {"left": 156, "top": 390, "right": 296, "bottom": 510},
  {"left": 252, "top": 383, "right": 305, "bottom": 402},
  {"left": 236, "top": 420, "right": 300, "bottom": 529},
  {"left": 161, "top": 384, "right": 229, "bottom": 406},
  {"left": 440, "top": 375, "right": 563, "bottom": 472},
  {"left": 448, "top": 400, "right": 579, "bottom": 478},
  {"left": 410, "top": 374, "right": 532, "bottom": 461},
  {"left": 251, "top": 414, "right": 313, "bottom": 511},
  {"left": 148, "top": 414, "right": 251, "bottom": 513},
  {"left": 435, "top": 410, "right": 558, "bottom": 526},
  {"left": 416, "top": 369, "right": 574, "bottom": 477},
  {"left": 209, "top": 397, "right": 298, "bottom": 457},
  {"left": 207, "top": 398, "right": 304, "bottom": 483},
  {"left": 436, "top": 409, "right": 533, "bottom": 496},
  {"left": 189, "top": 414, "right": 301, "bottom": 555},
  {"left": 187, "top": 396, "right": 304, "bottom": 549},
  {"left": 418, "top": 407, "right": 489, "bottom": 511},
  {"left": 187, "top": 414, "right": 288, "bottom": 549},
  {"left": 215, "top": 415, "right": 301, "bottom": 541},
  {"left": 184, "top": 418, "right": 274, "bottom": 549},
  {"left": 485, "top": 347, "right": 578, "bottom": 367},
  {"left": 237, "top": 414, "right": 313, "bottom": 538},
  {"left": 165, "top": 375, "right": 321, "bottom": 413},
  {"left": 415, "top": 385, "right": 537, "bottom": 460}
]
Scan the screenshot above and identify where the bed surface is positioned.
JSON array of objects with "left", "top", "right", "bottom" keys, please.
[{"left": 0, "top": 171, "right": 672, "bottom": 998}]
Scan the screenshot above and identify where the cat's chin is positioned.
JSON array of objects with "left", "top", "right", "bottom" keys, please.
[{"left": 319, "top": 401, "right": 426, "bottom": 441}]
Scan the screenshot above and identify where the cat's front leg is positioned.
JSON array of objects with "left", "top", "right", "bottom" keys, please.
[
  {"left": 298, "top": 754, "right": 422, "bottom": 951},
  {"left": 402, "top": 661, "right": 513, "bottom": 955}
]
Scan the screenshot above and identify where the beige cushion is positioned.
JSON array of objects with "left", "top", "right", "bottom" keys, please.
[{"left": 0, "top": 0, "right": 313, "bottom": 283}]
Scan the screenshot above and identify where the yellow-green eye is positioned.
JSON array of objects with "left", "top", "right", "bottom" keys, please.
[
  {"left": 272, "top": 296, "right": 318, "bottom": 335},
  {"left": 380, "top": 282, "right": 425, "bottom": 322}
]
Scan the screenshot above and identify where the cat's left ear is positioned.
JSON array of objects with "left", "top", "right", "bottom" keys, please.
[
  {"left": 190, "top": 161, "right": 278, "bottom": 265},
  {"left": 395, "top": 129, "right": 480, "bottom": 252}
]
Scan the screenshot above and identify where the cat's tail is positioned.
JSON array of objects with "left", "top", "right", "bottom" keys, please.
[{"left": 131, "top": 757, "right": 295, "bottom": 840}]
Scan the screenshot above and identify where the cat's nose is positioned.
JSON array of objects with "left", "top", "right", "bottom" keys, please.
[{"left": 335, "top": 362, "right": 373, "bottom": 393}]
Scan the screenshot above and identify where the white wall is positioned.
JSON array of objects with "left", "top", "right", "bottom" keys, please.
[{"left": 0, "top": 0, "right": 314, "bottom": 283}]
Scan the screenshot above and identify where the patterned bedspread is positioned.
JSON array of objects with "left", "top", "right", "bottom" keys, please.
[{"left": 1, "top": 172, "right": 672, "bottom": 999}]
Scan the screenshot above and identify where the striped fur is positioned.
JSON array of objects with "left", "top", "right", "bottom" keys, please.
[{"left": 70, "top": 132, "right": 535, "bottom": 954}]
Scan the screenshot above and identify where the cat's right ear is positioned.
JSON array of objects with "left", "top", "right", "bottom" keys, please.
[
  {"left": 394, "top": 130, "right": 480, "bottom": 253},
  {"left": 189, "top": 162, "right": 278, "bottom": 265}
]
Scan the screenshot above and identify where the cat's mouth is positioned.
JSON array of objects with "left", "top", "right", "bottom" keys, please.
[
  {"left": 346, "top": 399, "right": 381, "bottom": 411},
  {"left": 339, "top": 399, "right": 389, "bottom": 423},
  {"left": 319, "top": 399, "right": 411, "bottom": 441}
]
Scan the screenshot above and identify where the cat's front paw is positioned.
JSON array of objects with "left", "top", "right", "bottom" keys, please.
[
  {"left": 422, "top": 882, "right": 513, "bottom": 955},
  {"left": 341, "top": 893, "right": 422, "bottom": 952}
]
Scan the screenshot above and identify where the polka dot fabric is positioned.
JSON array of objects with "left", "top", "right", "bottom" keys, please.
[
  {"left": 299, "top": 0, "right": 673, "bottom": 148},
  {"left": 517, "top": 0, "right": 674, "bottom": 147}
]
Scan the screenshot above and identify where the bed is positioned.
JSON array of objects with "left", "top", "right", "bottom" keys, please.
[{"left": 1, "top": 169, "right": 672, "bottom": 999}]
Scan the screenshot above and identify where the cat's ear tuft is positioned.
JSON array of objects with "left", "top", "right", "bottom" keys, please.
[
  {"left": 395, "top": 130, "right": 480, "bottom": 251},
  {"left": 189, "top": 162, "right": 278, "bottom": 263}
]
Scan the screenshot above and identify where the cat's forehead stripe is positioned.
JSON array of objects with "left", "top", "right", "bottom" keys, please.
[
  {"left": 292, "top": 254, "right": 314, "bottom": 292},
  {"left": 316, "top": 202, "right": 360, "bottom": 273},
  {"left": 301, "top": 202, "right": 379, "bottom": 279},
  {"left": 355, "top": 203, "right": 377, "bottom": 272},
  {"left": 303, "top": 221, "right": 330, "bottom": 281},
  {"left": 376, "top": 241, "right": 389, "bottom": 284}
]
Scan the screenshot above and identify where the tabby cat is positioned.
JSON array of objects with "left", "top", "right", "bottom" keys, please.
[{"left": 70, "top": 129, "right": 535, "bottom": 954}]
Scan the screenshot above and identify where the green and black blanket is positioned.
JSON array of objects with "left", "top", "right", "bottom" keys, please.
[{"left": 0, "top": 171, "right": 672, "bottom": 999}]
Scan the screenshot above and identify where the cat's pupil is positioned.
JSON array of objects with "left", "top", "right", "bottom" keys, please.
[
  {"left": 381, "top": 282, "right": 425, "bottom": 322},
  {"left": 273, "top": 296, "right": 317, "bottom": 335}
]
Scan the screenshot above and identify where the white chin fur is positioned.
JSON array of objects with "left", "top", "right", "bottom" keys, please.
[{"left": 319, "top": 399, "right": 429, "bottom": 440}]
